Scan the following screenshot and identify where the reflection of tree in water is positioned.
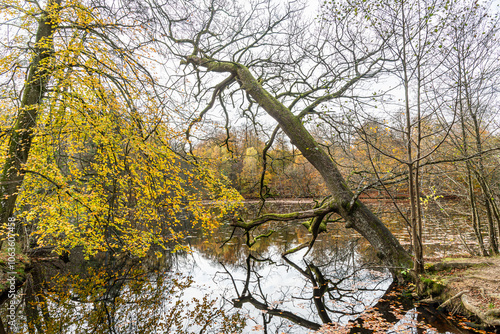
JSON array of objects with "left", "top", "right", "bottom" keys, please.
[
  {"left": 189, "top": 206, "right": 366, "bottom": 268},
  {"left": 10, "top": 205, "right": 479, "bottom": 333},
  {"left": 9, "top": 249, "right": 245, "bottom": 334},
  {"left": 10, "top": 242, "right": 479, "bottom": 333},
  {"left": 217, "top": 238, "right": 392, "bottom": 333},
  {"left": 218, "top": 244, "right": 476, "bottom": 333}
]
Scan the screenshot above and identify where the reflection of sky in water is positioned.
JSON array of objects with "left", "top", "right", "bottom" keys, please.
[
  {"left": 388, "top": 308, "right": 419, "bottom": 334},
  {"left": 47, "top": 242, "right": 471, "bottom": 334},
  {"left": 36, "top": 199, "right": 478, "bottom": 334},
  {"left": 171, "top": 244, "right": 393, "bottom": 333},
  {"left": 388, "top": 308, "right": 454, "bottom": 334}
]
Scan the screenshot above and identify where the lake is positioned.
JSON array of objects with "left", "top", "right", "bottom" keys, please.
[{"left": 11, "top": 199, "right": 483, "bottom": 333}]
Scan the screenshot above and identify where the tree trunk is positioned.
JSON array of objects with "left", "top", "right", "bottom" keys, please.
[
  {"left": 467, "top": 166, "right": 488, "bottom": 256},
  {"left": 487, "top": 187, "right": 500, "bottom": 250},
  {"left": 484, "top": 198, "right": 499, "bottom": 254},
  {"left": 469, "top": 115, "right": 499, "bottom": 254},
  {"left": 456, "top": 47, "right": 488, "bottom": 257},
  {"left": 184, "top": 56, "right": 413, "bottom": 272},
  {"left": 466, "top": 75, "right": 499, "bottom": 254},
  {"left": 0, "top": 0, "right": 62, "bottom": 229},
  {"left": 400, "top": 0, "right": 423, "bottom": 277}
]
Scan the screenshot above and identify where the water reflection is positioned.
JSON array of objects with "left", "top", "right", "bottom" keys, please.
[
  {"left": 4, "top": 200, "right": 484, "bottom": 333},
  {"left": 235, "top": 199, "right": 481, "bottom": 259},
  {"left": 7, "top": 245, "right": 480, "bottom": 333},
  {"left": 218, "top": 246, "right": 392, "bottom": 333},
  {"left": 9, "top": 250, "right": 245, "bottom": 333}
]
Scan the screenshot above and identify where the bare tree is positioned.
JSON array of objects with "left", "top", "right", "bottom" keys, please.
[
  {"left": 146, "top": 0, "right": 412, "bottom": 272},
  {"left": 320, "top": 0, "right": 459, "bottom": 279},
  {"left": 443, "top": 1, "right": 500, "bottom": 255}
]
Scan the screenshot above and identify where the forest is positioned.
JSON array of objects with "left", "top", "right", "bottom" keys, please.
[{"left": 0, "top": 0, "right": 499, "bottom": 333}]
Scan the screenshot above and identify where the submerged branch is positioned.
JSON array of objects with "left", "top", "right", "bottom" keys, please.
[
  {"left": 247, "top": 230, "right": 274, "bottom": 247},
  {"left": 282, "top": 243, "right": 309, "bottom": 256},
  {"left": 231, "top": 199, "right": 339, "bottom": 231}
]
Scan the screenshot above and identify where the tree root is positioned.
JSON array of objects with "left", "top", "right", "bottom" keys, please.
[
  {"left": 438, "top": 290, "right": 469, "bottom": 309},
  {"left": 461, "top": 294, "right": 500, "bottom": 326},
  {"left": 469, "top": 275, "right": 500, "bottom": 283}
]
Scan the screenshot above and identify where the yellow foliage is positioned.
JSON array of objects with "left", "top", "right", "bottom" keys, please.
[{"left": 0, "top": 0, "right": 242, "bottom": 258}]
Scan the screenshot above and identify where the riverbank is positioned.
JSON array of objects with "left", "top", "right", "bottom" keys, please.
[{"left": 419, "top": 255, "right": 500, "bottom": 332}]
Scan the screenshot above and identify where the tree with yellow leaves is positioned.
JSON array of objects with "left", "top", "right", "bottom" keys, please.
[{"left": 0, "top": 0, "right": 241, "bottom": 257}]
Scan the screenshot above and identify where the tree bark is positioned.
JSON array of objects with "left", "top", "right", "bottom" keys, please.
[
  {"left": 0, "top": 0, "right": 62, "bottom": 227},
  {"left": 468, "top": 89, "right": 499, "bottom": 254},
  {"left": 183, "top": 56, "right": 412, "bottom": 272},
  {"left": 467, "top": 167, "right": 488, "bottom": 256}
]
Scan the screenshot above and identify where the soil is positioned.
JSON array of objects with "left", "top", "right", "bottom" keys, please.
[{"left": 423, "top": 255, "right": 500, "bottom": 331}]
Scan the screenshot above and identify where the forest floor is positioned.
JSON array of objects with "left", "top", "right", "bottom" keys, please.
[{"left": 423, "top": 255, "right": 500, "bottom": 330}]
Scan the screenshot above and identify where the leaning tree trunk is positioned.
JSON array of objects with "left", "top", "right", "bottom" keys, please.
[
  {"left": 184, "top": 56, "right": 413, "bottom": 272},
  {"left": 0, "top": 0, "right": 62, "bottom": 229}
]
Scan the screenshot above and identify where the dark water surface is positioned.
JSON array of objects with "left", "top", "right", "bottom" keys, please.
[{"left": 9, "top": 200, "right": 487, "bottom": 333}]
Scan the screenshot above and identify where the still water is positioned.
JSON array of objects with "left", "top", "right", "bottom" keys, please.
[{"left": 8, "top": 200, "right": 484, "bottom": 333}]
